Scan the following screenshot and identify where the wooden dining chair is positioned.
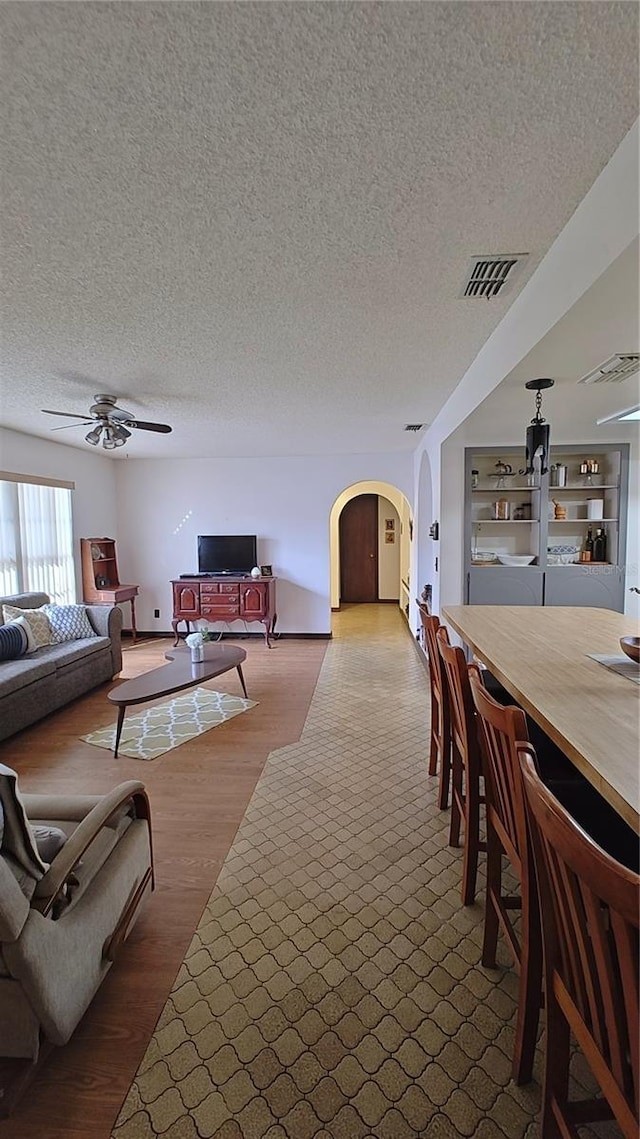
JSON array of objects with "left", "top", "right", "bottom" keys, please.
[
  {"left": 469, "top": 670, "right": 542, "bottom": 1085},
  {"left": 519, "top": 745, "right": 639, "bottom": 1139},
  {"left": 420, "top": 611, "right": 452, "bottom": 810},
  {"left": 437, "top": 631, "right": 485, "bottom": 905}
]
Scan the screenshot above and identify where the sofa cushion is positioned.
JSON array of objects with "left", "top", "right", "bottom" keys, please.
[
  {"left": 0, "top": 623, "right": 27, "bottom": 661},
  {"left": 0, "top": 654, "right": 57, "bottom": 697},
  {"left": 2, "top": 606, "right": 52, "bottom": 650},
  {"left": 42, "top": 638, "right": 110, "bottom": 671},
  {"left": 43, "top": 604, "right": 97, "bottom": 643}
]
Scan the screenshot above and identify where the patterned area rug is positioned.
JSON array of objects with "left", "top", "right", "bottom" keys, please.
[
  {"left": 111, "top": 608, "right": 610, "bottom": 1138},
  {"left": 83, "top": 687, "right": 257, "bottom": 760}
]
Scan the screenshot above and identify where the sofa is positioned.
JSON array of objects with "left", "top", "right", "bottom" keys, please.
[{"left": 0, "top": 592, "right": 122, "bottom": 743}]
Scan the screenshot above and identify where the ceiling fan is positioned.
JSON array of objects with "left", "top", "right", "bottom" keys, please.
[{"left": 42, "top": 394, "right": 172, "bottom": 449}]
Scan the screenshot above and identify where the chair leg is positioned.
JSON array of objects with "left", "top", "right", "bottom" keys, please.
[
  {"left": 512, "top": 882, "right": 543, "bottom": 1085},
  {"left": 482, "top": 824, "right": 501, "bottom": 968},
  {"left": 438, "top": 741, "right": 451, "bottom": 810},
  {"left": 449, "top": 747, "right": 463, "bottom": 848},
  {"left": 461, "top": 779, "right": 480, "bottom": 906},
  {"left": 428, "top": 692, "right": 439, "bottom": 777},
  {"left": 541, "top": 982, "right": 571, "bottom": 1139}
]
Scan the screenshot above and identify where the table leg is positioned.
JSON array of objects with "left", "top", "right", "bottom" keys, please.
[
  {"left": 130, "top": 597, "right": 137, "bottom": 645},
  {"left": 237, "top": 665, "right": 248, "bottom": 699},
  {"left": 114, "top": 706, "right": 126, "bottom": 758}
]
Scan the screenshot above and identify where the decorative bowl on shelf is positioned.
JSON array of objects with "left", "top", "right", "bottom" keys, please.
[
  {"left": 620, "top": 637, "right": 640, "bottom": 664},
  {"left": 496, "top": 555, "right": 536, "bottom": 567},
  {"left": 471, "top": 551, "right": 498, "bottom": 565}
]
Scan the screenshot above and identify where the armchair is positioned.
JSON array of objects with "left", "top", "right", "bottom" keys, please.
[{"left": 0, "top": 765, "right": 153, "bottom": 1113}]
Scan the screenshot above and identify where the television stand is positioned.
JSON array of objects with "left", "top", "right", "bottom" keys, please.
[{"left": 171, "top": 576, "right": 277, "bottom": 647}]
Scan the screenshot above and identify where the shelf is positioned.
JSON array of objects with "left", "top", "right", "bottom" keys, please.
[
  {"left": 473, "top": 519, "right": 539, "bottom": 525},
  {"left": 549, "top": 485, "right": 618, "bottom": 492},
  {"left": 472, "top": 487, "right": 537, "bottom": 493},
  {"left": 548, "top": 518, "right": 618, "bottom": 524}
]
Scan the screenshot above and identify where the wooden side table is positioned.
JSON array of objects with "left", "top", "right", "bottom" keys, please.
[{"left": 95, "top": 584, "right": 139, "bottom": 643}]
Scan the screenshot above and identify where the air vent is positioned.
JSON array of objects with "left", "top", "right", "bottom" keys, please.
[
  {"left": 404, "top": 424, "right": 424, "bottom": 432},
  {"left": 578, "top": 354, "right": 640, "bottom": 385},
  {"left": 460, "top": 254, "right": 528, "bottom": 300}
]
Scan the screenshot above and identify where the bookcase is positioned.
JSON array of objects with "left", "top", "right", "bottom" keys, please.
[
  {"left": 464, "top": 443, "right": 629, "bottom": 611},
  {"left": 80, "top": 538, "right": 139, "bottom": 641}
]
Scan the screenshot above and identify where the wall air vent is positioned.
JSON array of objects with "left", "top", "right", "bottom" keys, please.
[
  {"left": 460, "top": 254, "right": 528, "bottom": 300},
  {"left": 404, "top": 424, "right": 424, "bottom": 432},
  {"left": 578, "top": 354, "right": 640, "bottom": 385}
]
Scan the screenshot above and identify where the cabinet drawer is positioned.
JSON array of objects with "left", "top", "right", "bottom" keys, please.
[
  {"left": 201, "top": 582, "right": 240, "bottom": 595},
  {"left": 201, "top": 604, "right": 240, "bottom": 618}
]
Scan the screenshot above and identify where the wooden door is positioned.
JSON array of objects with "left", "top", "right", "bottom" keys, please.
[{"left": 339, "top": 495, "right": 378, "bottom": 603}]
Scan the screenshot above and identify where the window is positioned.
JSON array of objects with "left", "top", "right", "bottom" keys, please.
[{"left": 0, "top": 477, "right": 76, "bottom": 603}]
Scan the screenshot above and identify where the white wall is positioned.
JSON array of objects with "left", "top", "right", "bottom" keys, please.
[
  {"left": 0, "top": 428, "right": 118, "bottom": 600},
  {"left": 115, "top": 453, "right": 412, "bottom": 634}
]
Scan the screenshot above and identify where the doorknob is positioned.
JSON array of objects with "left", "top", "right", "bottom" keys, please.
[{"left": 369, "top": 553, "right": 375, "bottom": 559}]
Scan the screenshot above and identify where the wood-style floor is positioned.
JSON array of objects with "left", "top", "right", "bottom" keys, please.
[{"left": 0, "top": 634, "right": 327, "bottom": 1139}]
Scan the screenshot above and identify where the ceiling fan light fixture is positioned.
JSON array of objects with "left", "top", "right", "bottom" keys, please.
[
  {"left": 85, "top": 425, "right": 103, "bottom": 446},
  {"left": 111, "top": 424, "right": 131, "bottom": 446},
  {"left": 102, "top": 426, "right": 117, "bottom": 450}
]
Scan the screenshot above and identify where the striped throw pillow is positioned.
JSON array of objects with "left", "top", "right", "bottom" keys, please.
[{"left": 0, "top": 622, "right": 28, "bottom": 661}]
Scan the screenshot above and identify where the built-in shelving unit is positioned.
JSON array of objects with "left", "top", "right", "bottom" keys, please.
[{"left": 464, "top": 445, "right": 629, "bottom": 611}]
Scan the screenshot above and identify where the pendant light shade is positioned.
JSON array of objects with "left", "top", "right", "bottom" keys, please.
[{"left": 523, "top": 379, "right": 554, "bottom": 476}]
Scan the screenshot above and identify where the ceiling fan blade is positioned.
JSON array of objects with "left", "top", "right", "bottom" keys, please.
[
  {"left": 42, "top": 409, "right": 93, "bottom": 421},
  {"left": 51, "top": 422, "right": 89, "bottom": 431},
  {"left": 125, "top": 420, "right": 172, "bottom": 434}
]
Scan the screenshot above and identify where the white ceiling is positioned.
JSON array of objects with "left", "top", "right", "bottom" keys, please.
[{"left": 1, "top": 2, "right": 638, "bottom": 459}]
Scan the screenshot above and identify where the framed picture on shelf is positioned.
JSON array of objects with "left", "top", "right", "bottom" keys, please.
[
  {"left": 385, "top": 518, "right": 395, "bottom": 531},
  {"left": 260, "top": 565, "right": 273, "bottom": 577},
  {"left": 385, "top": 532, "right": 395, "bottom": 544}
]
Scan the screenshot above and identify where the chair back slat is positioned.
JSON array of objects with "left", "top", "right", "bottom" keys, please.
[
  {"left": 519, "top": 745, "right": 640, "bottom": 1135},
  {"left": 437, "top": 634, "right": 479, "bottom": 774},
  {"left": 423, "top": 613, "right": 449, "bottom": 729},
  {"left": 469, "top": 672, "right": 527, "bottom": 865}
]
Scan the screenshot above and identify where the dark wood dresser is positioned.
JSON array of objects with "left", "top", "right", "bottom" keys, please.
[{"left": 171, "top": 576, "right": 277, "bottom": 647}]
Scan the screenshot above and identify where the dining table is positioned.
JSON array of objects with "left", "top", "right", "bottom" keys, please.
[{"left": 442, "top": 605, "right": 640, "bottom": 834}]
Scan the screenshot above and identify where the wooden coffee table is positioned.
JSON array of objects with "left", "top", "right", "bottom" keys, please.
[{"left": 108, "top": 644, "right": 248, "bottom": 757}]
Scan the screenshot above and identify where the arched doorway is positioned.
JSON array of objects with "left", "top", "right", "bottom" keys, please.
[{"left": 329, "top": 480, "right": 412, "bottom": 618}]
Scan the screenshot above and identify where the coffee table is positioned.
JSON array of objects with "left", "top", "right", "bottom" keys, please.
[{"left": 108, "top": 644, "right": 248, "bottom": 757}]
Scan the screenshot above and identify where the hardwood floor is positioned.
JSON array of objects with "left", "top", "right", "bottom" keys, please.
[{"left": 0, "top": 634, "right": 327, "bottom": 1139}]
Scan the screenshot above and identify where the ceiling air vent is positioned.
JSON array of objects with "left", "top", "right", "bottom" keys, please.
[
  {"left": 578, "top": 354, "right": 640, "bottom": 385},
  {"left": 460, "top": 254, "right": 528, "bottom": 300},
  {"left": 404, "top": 424, "right": 424, "bottom": 432}
]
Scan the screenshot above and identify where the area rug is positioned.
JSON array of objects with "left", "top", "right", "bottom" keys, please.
[{"left": 82, "top": 687, "right": 258, "bottom": 760}]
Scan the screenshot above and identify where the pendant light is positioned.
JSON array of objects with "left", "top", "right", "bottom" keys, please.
[{"left": 523, "top": 378, "right": 554, "bottom": 476}]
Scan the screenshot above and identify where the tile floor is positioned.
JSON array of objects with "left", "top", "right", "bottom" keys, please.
[{"left": 111, "top": 605, "right": 614, "bottom": 1138}]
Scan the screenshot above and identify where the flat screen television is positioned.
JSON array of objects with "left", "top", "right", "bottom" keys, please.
[{"left": 197, "top": 535, "right": 257, "bottom": 575}]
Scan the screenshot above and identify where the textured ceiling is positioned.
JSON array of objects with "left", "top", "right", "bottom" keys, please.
[{"left": 1, "top": 2, "right": 638, "bottom": 458}]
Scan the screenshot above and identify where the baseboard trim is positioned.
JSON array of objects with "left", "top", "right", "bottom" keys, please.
[{"left": 127, "top": 631, "right": 332, "bottom": 641}]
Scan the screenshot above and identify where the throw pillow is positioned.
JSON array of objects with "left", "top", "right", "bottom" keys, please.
[
  {"left": 43, "top": 603, "right": 97, "bottom": 643},
  {"left": 0, "top": 621, "right": 28, "bottom": 661},
  {"left": 2, "top": 605, "right": 52, "bottom": 650},
  {"left": 7, "top": 615, "right": 37, "bottom": 654},
  {"left": 31, "top": 824, "right": 67, "bottom": 863}
]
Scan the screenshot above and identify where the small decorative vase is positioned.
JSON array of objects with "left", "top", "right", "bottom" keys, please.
[{"left": 190, "top": 643, "right": 204, "bottom": 663}]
